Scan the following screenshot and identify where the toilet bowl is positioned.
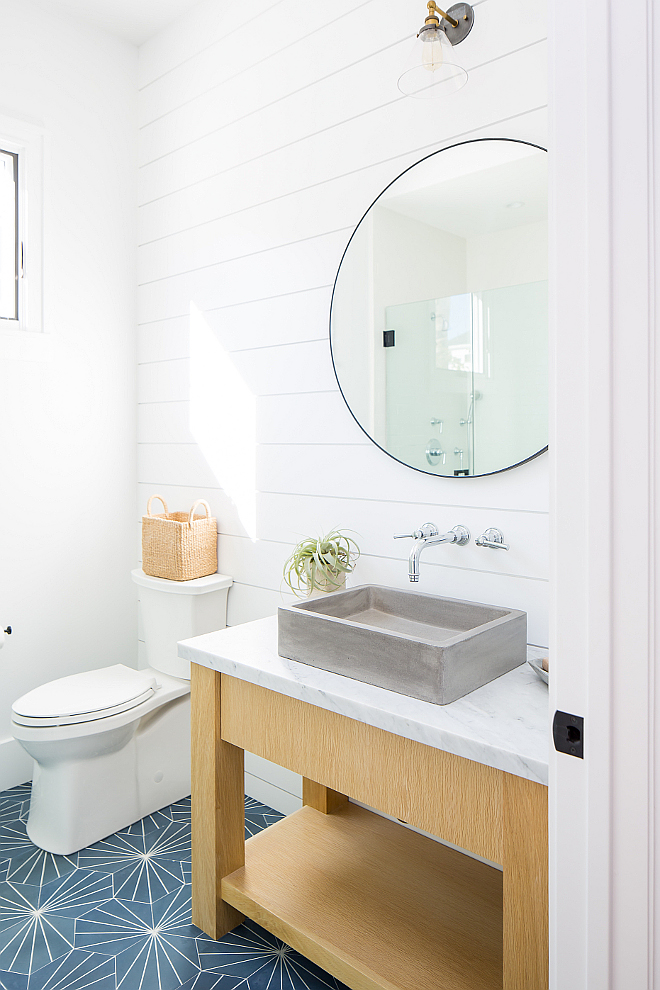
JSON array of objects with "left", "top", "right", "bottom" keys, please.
[{"left": 11, "top": 569, "right": 232, "bottom": 856}]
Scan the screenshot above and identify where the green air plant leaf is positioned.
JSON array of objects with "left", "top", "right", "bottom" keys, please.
[{"left": 283, "top": 529, "right": 361, "bottom": 598}]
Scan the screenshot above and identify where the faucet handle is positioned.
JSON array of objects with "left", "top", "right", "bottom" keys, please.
[
  {"left": 394, "top": 522, "right": 440, "bottom": 541},
  {"left": 475, "top": 527, "right": 509, "bottom": 550}
]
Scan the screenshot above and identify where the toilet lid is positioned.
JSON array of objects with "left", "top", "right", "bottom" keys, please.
[{"left": 12, "top": 665, "right": 157, "bottom": 726}]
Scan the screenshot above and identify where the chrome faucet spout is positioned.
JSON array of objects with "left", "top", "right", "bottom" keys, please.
[
  {"left": 394, "top": 522, "right": 470, "bottom": 582},
  {"left": 409, "top": 532, "right": 456, "bottom": 581}
]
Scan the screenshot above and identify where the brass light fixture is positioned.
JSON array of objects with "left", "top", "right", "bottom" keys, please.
[{"left": 398, "top": 1, "right": 474, "bottom": 99}]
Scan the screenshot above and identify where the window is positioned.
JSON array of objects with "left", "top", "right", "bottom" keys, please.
[
  {"left": 0, "top": 149, "right": 18, "bottom": 322},
  {"left": 0, "top": 114, "right": 44, "bottom": 335}
]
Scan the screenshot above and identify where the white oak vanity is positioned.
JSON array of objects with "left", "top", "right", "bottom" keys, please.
[{"left": 181, "top": 616, "right": 548, "bottom": 990}]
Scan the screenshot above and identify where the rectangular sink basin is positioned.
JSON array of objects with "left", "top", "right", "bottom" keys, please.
[{"left": 278, "top": 585, "right": 527, "bottom": 706}]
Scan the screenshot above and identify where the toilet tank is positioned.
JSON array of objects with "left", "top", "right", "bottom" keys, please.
[{"left": 131, "top": 570, "right": 233, "bottom": 678}]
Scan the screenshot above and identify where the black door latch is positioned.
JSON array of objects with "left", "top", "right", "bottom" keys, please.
[{"left": 553, "top": 710, "right": 584, "bottom": 758}]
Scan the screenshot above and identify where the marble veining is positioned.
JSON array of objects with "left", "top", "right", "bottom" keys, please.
[{"left": 179, "top": 616, "right": 550, "bottom": 785}]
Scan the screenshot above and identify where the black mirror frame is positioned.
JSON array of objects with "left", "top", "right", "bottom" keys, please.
[{"left": 328, "top": 137, "right": 549, "bottom": 479}]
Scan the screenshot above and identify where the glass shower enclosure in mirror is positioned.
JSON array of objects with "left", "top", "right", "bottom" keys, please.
[{"left": 330, "top": 139, "right": 548, "bottom": 477}]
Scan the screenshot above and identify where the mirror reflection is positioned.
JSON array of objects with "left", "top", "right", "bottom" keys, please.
[{"left": 330, "top": 139, "right": 548, "bottom": 477}]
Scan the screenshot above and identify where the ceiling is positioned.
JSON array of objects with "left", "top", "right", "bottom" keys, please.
[
  {"left": 380, "top": 146, "right": 548, "bottom": 239},
  {"left": 30, "top": 0, "right": 205, "bottom": 46}
]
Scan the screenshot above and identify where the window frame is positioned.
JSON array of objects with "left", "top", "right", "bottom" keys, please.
[
  {"left": 0, "top": 148, "right": 19, "bottom": 323},
  {"left": 0, "top": 114, "right": 44, "bottom": 336}
]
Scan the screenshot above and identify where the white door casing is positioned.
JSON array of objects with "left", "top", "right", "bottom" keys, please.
[{"left": 550, "top": 0, "right": 659, "bottom": 985}]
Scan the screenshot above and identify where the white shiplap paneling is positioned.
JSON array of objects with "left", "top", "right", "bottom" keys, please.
[{"left": 138, "top": 0, "right": 549, "bottom": 807}]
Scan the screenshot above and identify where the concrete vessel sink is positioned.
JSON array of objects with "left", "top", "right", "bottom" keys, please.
[{"left": 277, "top": 584, "right": 527, "bottom": 706}]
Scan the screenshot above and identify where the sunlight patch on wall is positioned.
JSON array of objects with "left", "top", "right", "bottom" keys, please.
[{"left": 189, "top": 303, "right": 257, "bottom": 540}]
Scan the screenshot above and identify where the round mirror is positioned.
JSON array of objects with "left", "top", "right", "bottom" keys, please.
[{"left": 330, "top": 138, "right": 548, "bottom": 478}]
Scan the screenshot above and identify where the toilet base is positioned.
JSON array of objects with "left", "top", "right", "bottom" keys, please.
[{"left": 18, "top": 690, "right": 191, "bottom": 856}]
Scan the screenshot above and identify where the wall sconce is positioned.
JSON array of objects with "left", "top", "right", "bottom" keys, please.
[{"left": 398, "top": 1, "right": 474, "bottom": 99}]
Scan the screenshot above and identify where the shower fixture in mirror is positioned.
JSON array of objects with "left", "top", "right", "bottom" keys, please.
[{"left": 329, "top": 138, "right": 548, "bottom": 478}]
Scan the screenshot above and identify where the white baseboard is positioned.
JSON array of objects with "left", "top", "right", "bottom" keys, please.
[
  {"left": 0, "top": 736, "right": 33, "bottom": 791},
  {"left": 244, "top": 772, "right": 302, "bottom": 816},
  {"left": 244, "top": 752, "right": 301, "bottom": 798}
]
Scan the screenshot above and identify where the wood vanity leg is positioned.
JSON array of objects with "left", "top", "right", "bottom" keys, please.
[
  {"left": 302, "top": 778, "right": 348, "bottom": 814},
  {"left": 191, "top": 664, "right": 245, "bottom": 939},
  {"left": 502, "top": 774, "right": 548, "bottom": 990}
]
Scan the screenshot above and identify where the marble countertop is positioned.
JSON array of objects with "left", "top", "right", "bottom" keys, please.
[{"left": 179, "top": 615, "right": 550, "bottom": 786}]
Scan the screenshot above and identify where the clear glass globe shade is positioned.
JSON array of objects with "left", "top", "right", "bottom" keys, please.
[{"left": 397, "top": 26, "right": 468, "bottom": 99}]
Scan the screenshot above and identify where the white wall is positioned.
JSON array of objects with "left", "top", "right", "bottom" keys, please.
[
  {"left": 0, "top": 3, "right": 138, "bottom": 787},
  {"left": 467, "top": 219, "right": 548, "bottom": 289},
  {"left": 137, "top": 0, "right": 548, "bottom": 813}
]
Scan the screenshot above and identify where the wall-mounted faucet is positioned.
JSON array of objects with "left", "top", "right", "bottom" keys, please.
[
  {"left": 426, "top": 440, "right": 446, "bottom": 466},
  {"left": 394, "top": 522, "right": 470, "bottom": 582}
]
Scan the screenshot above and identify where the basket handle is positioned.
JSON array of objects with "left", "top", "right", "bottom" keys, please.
[
  {"left": 147, "top": 494, "right": 169, "bottom": 517},
  {"left": 188, "top": 499, "right": 211, "bottom": 528}
]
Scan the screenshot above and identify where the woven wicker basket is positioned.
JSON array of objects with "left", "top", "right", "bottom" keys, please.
[{"left": 142, "top": 495, "right": 218, "bottom": 581}]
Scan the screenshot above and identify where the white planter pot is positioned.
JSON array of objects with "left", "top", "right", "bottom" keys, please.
[{"left": 306, "top": 573, "right": 346, "bottom": 599}]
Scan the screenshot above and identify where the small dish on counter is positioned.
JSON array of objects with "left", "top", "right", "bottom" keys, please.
[{"left": 528, "top": 656, "right": 549, "bottom": 685}]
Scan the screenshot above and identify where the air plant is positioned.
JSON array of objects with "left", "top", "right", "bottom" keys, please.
[{"left": 283, "top": 529, "right": 360, "bottom": 598}]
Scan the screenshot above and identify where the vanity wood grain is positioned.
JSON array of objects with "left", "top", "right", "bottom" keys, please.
[
  {"left": 221, "top": 675, "right": 503, "bottom": 863},
  {"left": 222, "top": 802, "right": 503, "bottom": 990},
  {"left": 190, "top": 665, "right": 548, "bottom": 990}
]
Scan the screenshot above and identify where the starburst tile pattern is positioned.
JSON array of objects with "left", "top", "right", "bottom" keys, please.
[
  {"left": 0, "top": 823, "right": 77, "bottom": 887},
  {"left": 166, "top": 797, "right": 190, "bottom": 824},
  {"left": 0, "top": 788, "right": 30, "bottom": 829},
  {"left": 244, "top": 797, "right": 284, "bottom": 839},
  {"left": 0, "top": 782, "right": 349, "bottom": 990},
  {"left": 77, "top": 823, "right": 190, "bottom": 902},
  {"left": 0, "top": 870, "right": 112, "bottom": 973},
  {"left": 75, "top": 886, "right": 199, "bottom": 990},
  {"left": 25, "top": 949, "right": 115, "bottom": 990},
  {"left": 196, "top": 921, "right": 349, "bottom": 989},
  {"left": 117, "top": 808, "right": 173, "bottom": 839}
]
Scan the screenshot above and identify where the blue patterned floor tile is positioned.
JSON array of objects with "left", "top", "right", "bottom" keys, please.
[
  {"left": 0, "top": 788, "right": 31, "bottom": 831},
  {"left": 0, "top": 893, "right": 72, "bottom": 973},
  {"left": 35, "top": 870, "right": 113, "bottom": 919},
  {"left": 167, "top": 797, "right": 191, "bottom": 824},
  {"left": 197, "top": 920, "right": 349, "bottom": 989},
  {"left": 0, "top": 823, "right": 78, "bottom": 887},
  {"left": 0, "top": 805, "right": 29, "bottom": 830},
  {"left": 0, "top": 790, "right": 30, "bottom": 807},
  {"left": 0, "top": 825, "right": 37, "bottom": 861},
  {"left": 0, "top": 784, "right": 347, "bottom": 990},
  {"left": 244, "top": 799, "right": 284, "bottom": 840},
  {"left": 0, "top": 969, "right": 27, "bottom": 990},
  {"left": 0, "top": 870, "right": 113, "bottom": 974},
  {"left": 77, "top": 823, "right": 189, "bottom": 903},
  {"left": 25, "top": 950, "right": 114, "bottom": 990},
  {"left": 175, "top": 973, "right": 235, "bottom": 990},
  {"left": 75, "top": 886, "right": 199, "bottom": 990},
  {"left": 117, "top": 807, "right": 173, "bottom": 838}
]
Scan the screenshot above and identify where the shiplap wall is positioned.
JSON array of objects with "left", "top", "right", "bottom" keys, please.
[{"left": 137, "top": 0, "right": 548, "bottom": 812}]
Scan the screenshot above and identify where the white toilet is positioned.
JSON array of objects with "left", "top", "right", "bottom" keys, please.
[{"left": 11, "top": 569, "right": 232, "bottom": 856}]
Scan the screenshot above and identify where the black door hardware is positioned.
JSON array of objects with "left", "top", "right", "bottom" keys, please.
[{"left": 553, "top": 710, "right": 583, "bottom": 758}]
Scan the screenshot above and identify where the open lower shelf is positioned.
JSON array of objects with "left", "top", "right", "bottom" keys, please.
[{"left": 222, "top": 801, "right": 503, "bottom": 990}]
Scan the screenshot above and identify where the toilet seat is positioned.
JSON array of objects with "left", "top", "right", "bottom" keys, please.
[{"left": 12, "top": 664, "right": 158, "bottom": 727}]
